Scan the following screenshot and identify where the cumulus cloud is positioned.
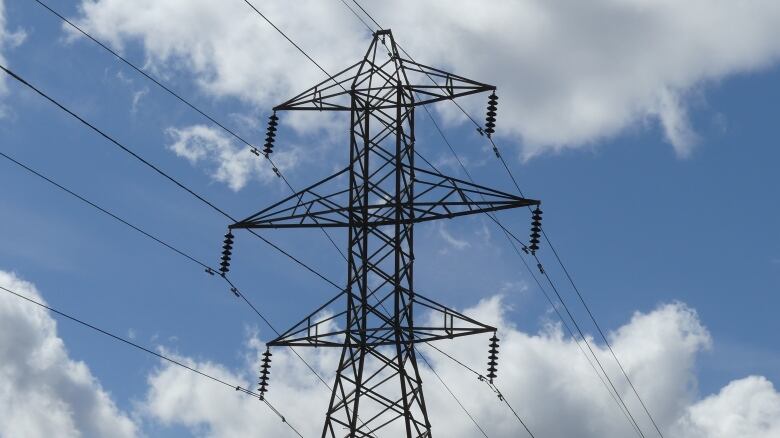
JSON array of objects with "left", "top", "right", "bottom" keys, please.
[
  {"left": 166, "top": 124, "right": 300, "bottom": 191},
  {"left": 138, "top": 296, "right": 780, "bottom": 437},
  {"left": 0, "top": 270, "right": 138, "bottom": 438},
  {"left": 71, "top": 0, "right": 780, "bottom": 160},
  {"left": 387, "top": 0, "right": 780, "bottom": 158},
  {"left": 673, "top": 376, "right": 780, "bottom": 438},
  {"left": 70, "top": 0, "right": 364, "bottom": 107},
  {"left": 2, "top": 267, "right": 775, "bottom": 437},
  {"left": 142, "top": 338, "right": 337, "bottom": 437}
]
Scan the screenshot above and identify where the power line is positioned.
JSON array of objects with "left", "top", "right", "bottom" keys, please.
[
  {"left": 420, "top": 230, "right": 645, "bottom": 438},
  {"left": 469, "top": 101, "right": 664, "bottom": 437},
  {"left": 0, "top": 59, "right": 465, "bottom": 432},
  {"left": 416, "top": 350, "right": 490, "bottom": 438},
  {"left": 20, "top": 2, "right": 649, "bottom": 433},
  {"left": 415, "top": 122, "right": 646, "bottom": 436},
  {"left": 31, "top": 0, "right": 349, "bottom": 266},
  {"left": 414, "top": 6, "right": 667, "bottom": 432},
  {"left": 0, "top": 148, "right": 338, "bottom": 397},
  {"left": 338, "top": 3, "right": 655, "bottom": 436},
  {"left": 1, "top": 141, "right": 387, "bottom": 435},
  {"left": 337, "top": 0, "right": 374, "bottom": 33},
  {"left": 500, "top": 229, "right": 646, "bottom": 437},
  {"left": 535, "top": 258, "right": 648, "bottom": 436},
  {"left": 0, "top": 283, "right": 305, "bottom": 438},
  {"left": 404, "top": 61, "right": 646, "bottom": 438},
  {"left": 222, "top": 19, "right": 520, "bottom": 434},
  {"left": 492, "top": 226, "right": 646, "bottom": 437},
  {"left": 544, "top": 235, "right": 665, "bottom": 438},
  {"left": 424, "top": 343, "right": 537, "bottom": 438},
  {"left": 0, "top": 62, "right": 341, "bottom": 293},
  {"left": 349, "top": 3, "right": 660, "bottom": 433},
  {"left": 20, "top": 4, "right": 516, "bottom": 434},
  {"left": 325, "top": 7, "right": 568, "bottom": 436},
  {"left": 0, "top": 64, "right": 227, "bottom": 217},
  {"left": 240, "top": 0, "right": 341, "bottom": 88},
  {"left": 231, "top": 5, "right": 522, "bottom": 434},
  {"left": 0, "top": 150, "right": 213, "bottom": 270},
  {"left": 28, "top": 12, "right": 614, "bottom": 429},
  {"left": 30, "top": 0, "right": 283, "bottom": 189},
  {"left": 0, "top": 146, "right": 391, "bottom": 436},
  {"left": 349, "top": 0, "right": 382, "bottom": 30}
]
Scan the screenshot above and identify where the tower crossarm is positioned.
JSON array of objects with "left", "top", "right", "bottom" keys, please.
[
  {"left": 273, "top": 32, "right": 494, "bottom": 112},
  {"left": 230, "top": 165, "right": 539, "bottom": 230},
  {"left": 396, "top": 57, "right": 495, "bottom": 106},
  {"left": 267, "top": 290, "right": 496, "bottom": 348}
]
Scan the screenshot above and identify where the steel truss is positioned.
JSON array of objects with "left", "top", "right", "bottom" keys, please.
[{"left": 231, "top": 30, "right": 539, "bottom": 438}]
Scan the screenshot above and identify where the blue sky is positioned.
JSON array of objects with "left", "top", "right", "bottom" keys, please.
[{"left": 1, "top": 1, "right": 779, "bottom": 437}]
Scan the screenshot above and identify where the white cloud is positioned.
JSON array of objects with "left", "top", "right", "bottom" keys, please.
[
  {"left": 389, "top": 0, "right": 780, "bottom": 158},
  {"left": 0, "top": 270, "right": 138, "bottom": 438},
  {"left": 166, "top": 124, "right": 300, "bottom": 191},
  {"left": 71, "top": 0, "right": 780, "bottom": 160},
  {"left": 2, "top": 267, "right": 775, "bottom": 437},
  {"left": 142, "top": 339, "right": 337, "bottom": 437},
  {"left": 138, "top": 297, "right": 780, "bottom": 438},
  {"left": 70, "top": 0, "right": 364, "bottom": 107},
  {"left": 673, "top": 376, "right": 780, "bottom": 438}
]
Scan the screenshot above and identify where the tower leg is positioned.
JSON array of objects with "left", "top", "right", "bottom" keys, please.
[{"left": 321, "top": 91, "right": 431, "bottom": 438}]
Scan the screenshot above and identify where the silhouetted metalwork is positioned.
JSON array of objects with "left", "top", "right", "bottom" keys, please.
[
  {"left": 487, "top": 334, "right": 500, "bottom": 384},
  {"left": 529, "top": 207, "right": 543, "bottom": 255},
  {"left": 228, "top": 30, "right": 540, "bottom": 438},
  {"left": 485, "top": 92, "right": 498, "bottom": 138},
  {"left": 264, "top": 112, "right": 279, "bottom": 155},
  {"left": 258, "top": 347, "right": 272, "bottom": 400},
  {"left": 219, "top": 230, "right": 234, "bottom": 275}
]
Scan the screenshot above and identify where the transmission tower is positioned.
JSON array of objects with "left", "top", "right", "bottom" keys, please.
[{"left": 225, "top": 30, "right": 540, "bottom": 437}]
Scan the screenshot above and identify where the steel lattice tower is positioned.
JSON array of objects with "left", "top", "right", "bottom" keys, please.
[{"left": 229, "top": 30, "right": 539, "bottom": 437}]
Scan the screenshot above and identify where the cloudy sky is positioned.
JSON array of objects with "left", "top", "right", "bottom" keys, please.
[{"left": 1, "top": 0, "right": 779, "bottom": 437}]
